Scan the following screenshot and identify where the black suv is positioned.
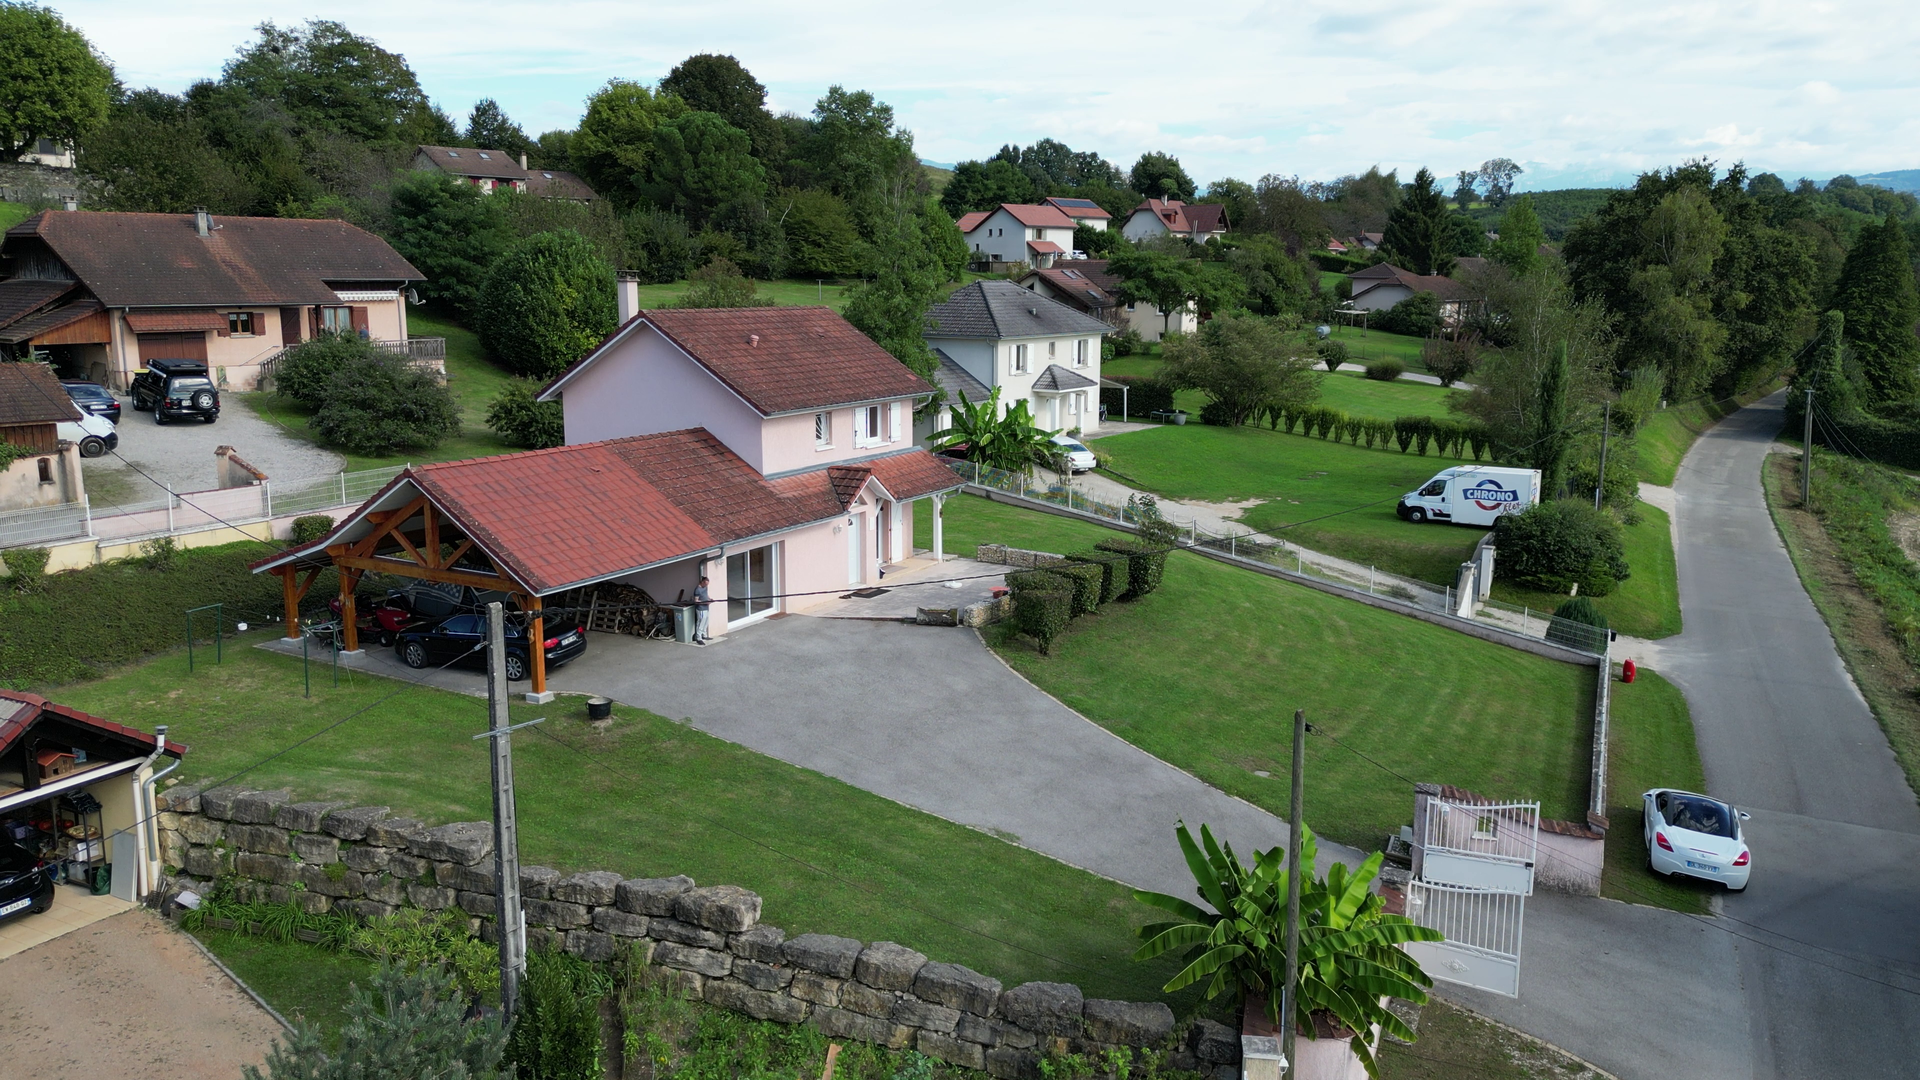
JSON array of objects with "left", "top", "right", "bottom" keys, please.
[{"left": 131, "top": 358, "right": 220, "bottom": 424}]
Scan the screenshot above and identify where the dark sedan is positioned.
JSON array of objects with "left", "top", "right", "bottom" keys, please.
[
  {"left": 394, "top": 613, "right": 587, "bottom": 682},
  {"left": 0, "top": 838, "right": 55, "bottom": 925},
  {"left": 61, "top": 380, "right": 121, "bottom": 424}
]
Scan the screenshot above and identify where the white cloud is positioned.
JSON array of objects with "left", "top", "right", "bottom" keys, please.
[{"left": 53, "top": 0, "right": 1920, "bottom": 188}]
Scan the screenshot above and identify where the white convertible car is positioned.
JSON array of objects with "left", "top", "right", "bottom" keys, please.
[{"left": 1644, "top": 788, "right": 1751, "bottom": 891}]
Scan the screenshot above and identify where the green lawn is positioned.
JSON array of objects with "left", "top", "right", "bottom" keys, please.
[
  {"left": 1634, "top": 376, "right": 1789, "bottom": 486},
  {"left": 50, "top": 641, "right": 1194, "bottom": 1005},
  {"left": 195, "top": 928, "right": 376, "bottom": 1046},
  {"left": 628, "top": 272, "right": 995, "bottom": 314},
  {"left": 1314, "top": 371, "right": 1462, "bottom": 420},
  {"left": 1325, "top": 325, "right": 1432, "bottom": 373},
  {"left": 0, "top": 199, "right": 29, "bottom": 232},
  {"left": 1489, "top": 504, "right": 1682, "bottom": 639},
  {"left": 929, "top": 496, "right": 1597, "bottom": 852},
  {"left": 1601, "top": 670, "right": 1713, "bottom": 913}
]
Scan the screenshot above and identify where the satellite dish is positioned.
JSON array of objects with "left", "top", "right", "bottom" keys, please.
[
  {"left": 1315, "top": 324, "right": 1332, "bottom": 339},
  {"left": 407, "top": 288, "right": 423, "bottom": 306}
]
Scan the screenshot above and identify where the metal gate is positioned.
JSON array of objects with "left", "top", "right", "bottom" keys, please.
[
  {"left": 1421, "top": 795, "right": 1539, "bottom": 896},
  {"left": 1403, "top": 880, "right": 1525, "bottom": 997}
]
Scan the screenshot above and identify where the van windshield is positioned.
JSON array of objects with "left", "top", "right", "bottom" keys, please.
[{"left": 1420, "top": 480, "right": 1446, "bottom": 497}]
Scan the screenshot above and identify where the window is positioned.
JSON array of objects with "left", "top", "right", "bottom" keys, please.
[
  {"left": 320, "top": 306, "right": 352, "bottom": 332},
  {"left": 1075, "top": 339, "right": 1089, "bottom": 367},
  {"left": 855, "top": 404, "right": 884, "bottom": 447},
  {"left": 1048, "top": 340, "right": 1057, "bottom": 358},
  {"left": 37, "top": 458, "right": 53, "bottom": 484},
  {"left": 727, "top": 545, "right": 776, "bottom": 621},
  {"left": 814, "top": 411, "right": 832, "bottom": 448},
  {"left": 1033, "top": 228, "right": 1043, "bottom": 240},
  {"left": 227, "top": 312, "right": 256, "bottom": 336},
  {"left": 478, "top": 151, "right": 492, "bottom": 159},
  {"left": 446, "top": 150, "right": 460, "bottom": 157},
  {"left": 1012, "top": 344, "right": 1029, "bottom": 374}
]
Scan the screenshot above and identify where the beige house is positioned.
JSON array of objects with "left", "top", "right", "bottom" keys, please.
[
  {"left": 0, "top": 361, "right": 83, "bottom": 511},
  {"left": 413, "top": 145, "right": 599, "bottom": 203},
  {"left": 0, "top": 209, "right": 425, "bottom": 391}
]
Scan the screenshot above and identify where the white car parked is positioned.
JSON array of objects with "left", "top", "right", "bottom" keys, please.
[
  {"left": 1644, "top": 788, "right": 1751, "bottom": 891},
  {"left": 56, "top": 411, "right": 118, "bottom": 458},
  {"left": 1051, "top": 433, "right": 1097, "bottom": 474}
]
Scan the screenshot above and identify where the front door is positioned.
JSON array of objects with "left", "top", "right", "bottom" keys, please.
[
  {"left": 279, "top": 307, "right": 302, "bottom": 346},
  {"left": 847, "top": 513, "right": 865, "bottom": 585}
]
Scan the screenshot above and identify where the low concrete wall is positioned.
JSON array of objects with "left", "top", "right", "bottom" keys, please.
[{"left": 154, "top": 782, "right": 1241, "bottom": 1079}]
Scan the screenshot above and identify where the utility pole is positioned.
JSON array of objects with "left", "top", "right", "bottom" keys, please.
[
  {"left": 1281, "top": 708, "right": 1305, "bottom": 1078},
  {"left": 1801, "top": 388, "right": 1815, "bottom": 508},
  {"left": 1594, "top": 402, "right": 1611, "bottom": 510},
  {"left": 475, "top": 602, "right": 537, "bottom": 1016}
]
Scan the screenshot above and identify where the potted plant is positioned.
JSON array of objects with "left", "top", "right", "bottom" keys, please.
[{"left": 1131, "top": 822, "right": 1441, "bottom": 1080}]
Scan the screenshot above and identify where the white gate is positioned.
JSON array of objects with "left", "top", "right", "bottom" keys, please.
[
  {"left": 1403, "top": 880, "right": 1525, "bottom": 998},
  {"left": 1421, "top": 795, "right": 1539, "bottom": 896}
]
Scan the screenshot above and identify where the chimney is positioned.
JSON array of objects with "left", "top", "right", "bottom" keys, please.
[
  {"left": 520, "top": 152, "right": 529, "bottom": 170},
  {"left": 616, "top": 271, "right": 641, "bottom": 323},
  {"left": 748, "top": 334, "right": 760, "bottom": 347},
  {"left": 62, "top": 197, "right": 77, "bottom": 212},
  {"left": 194, "top": 207, "right": 211, "bottom": 237}
]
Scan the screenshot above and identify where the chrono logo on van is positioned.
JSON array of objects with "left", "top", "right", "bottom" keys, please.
[{"left": 1464, "top": 479, "right": 1520, "bottom": 511}]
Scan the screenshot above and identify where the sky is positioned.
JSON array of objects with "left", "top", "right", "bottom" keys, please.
[{"left": 56, "top": 0, "right": 1920, "bottom": 192}]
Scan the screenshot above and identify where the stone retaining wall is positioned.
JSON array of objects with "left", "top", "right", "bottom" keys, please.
[{"left": 155, "top": 782, "right": 1241, "bottom": 1080}]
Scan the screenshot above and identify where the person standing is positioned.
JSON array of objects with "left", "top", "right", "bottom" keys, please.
[{"left": 692, "top": 576, "right": 711, "bottom": 645}]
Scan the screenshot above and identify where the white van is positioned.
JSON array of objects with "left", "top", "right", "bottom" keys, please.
[
  {"left": 1396, "top": 465, "right": 1540, "bottom": 526},
  {"left": 56, "top": 412, "right": 118, "bottom": 459}
]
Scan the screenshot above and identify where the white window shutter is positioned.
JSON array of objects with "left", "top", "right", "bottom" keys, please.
[{"left": 889, "top": 401, "right": 900, "bottom": 441}]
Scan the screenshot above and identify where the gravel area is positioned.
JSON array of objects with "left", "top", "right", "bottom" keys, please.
[{"left": 82, "top": 390, "right": 342, "bottom": 510}]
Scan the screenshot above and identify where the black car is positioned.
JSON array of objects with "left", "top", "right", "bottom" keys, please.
[
  {"left": 60, "top": 380, "right": 121, "bottom": 424},
  {"left": 131, "top": 358, "right": 220, "bottom": 424},
  {"left": 0, "top": 838, "right": 55, "bottom": 925},
  {"left": 395, "top": 613, "right": 587, "bottom": 682}
]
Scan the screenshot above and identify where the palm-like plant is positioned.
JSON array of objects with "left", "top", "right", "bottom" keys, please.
[
  {"left": 1132, "top": 822, "right": 1442, "bottom": 1079},
  {"left": 928, "top": 388, "right": 1060, "bottom": 473}
]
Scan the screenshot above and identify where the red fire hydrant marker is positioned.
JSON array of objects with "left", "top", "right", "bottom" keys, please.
[{"left": 1622, "top": 657, "right": 1637, "bottom": 683}]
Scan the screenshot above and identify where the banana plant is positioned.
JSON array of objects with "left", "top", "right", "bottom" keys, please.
[
  {"left": 1131, "top": 821, "right": 1443, "bottom": 1080},
  {"left": 927, "top": 387, "right": 1061, "bottom": 473}
]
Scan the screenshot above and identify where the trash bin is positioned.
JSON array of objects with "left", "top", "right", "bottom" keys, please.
[
  {"left": 90, "top": 864, "right": 112, "bottom": 896},
  {"left": 672, "top": 605, "right": 695, "bottom": 644}
]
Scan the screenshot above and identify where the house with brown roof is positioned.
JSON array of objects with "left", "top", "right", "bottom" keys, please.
[
  {"left": 412, "top": 145, "right": 599, "bottom": 204},
  {"left": 1121, "top": 199, "right": 1230, "bottom": 244},
  {"left": 257, "top": 291, "right": 964, "bottom": 695},
  {"left": 923, "top": 280, "right": 1112, "bottom": 434},
  {"left": 1016, "top": 260, "right": 1198, "bottom": 343},
  {"left": 0, "top": 209, "right": 424, "bottom": 391},
  {"left": 1346, "top": 264, "right": 1482, "bottom": 326},
  {"left": 1042, "top": 197, "right": 1111, "bottom": 231},
  {"left": 956, "top": 203, "right": 1079, "bottom": 268},
  {"left": 0, "top": 361, "right": 84, "bottom": 511}
]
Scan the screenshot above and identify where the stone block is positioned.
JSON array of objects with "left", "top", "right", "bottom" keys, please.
[
  {"left": 321, "top": 806, "right": 390, "bottom": 840},
  {"left": 177, "top": 814, "right": 225, "bottom": 846},
  {"left": 674, "top": 884, "right": 762, "bottom": 932},
  {"left": 298, "top": 863, "right": 362, "bottom": 898},
  {"left": 274, "top": 800, "right": 347, "bottom": 832},
  {"left": 855, "top": 942, "right": 927, "bottom": 992},
  {"left": 553, "top": 870, "right": 623, "bottom": 906},
  {"left": 361, "top": 874, "right": 406, "bottom": 905},
  {"left": 1189, "top": 1019, "right": 1238, "bottom": 1064},
  {"left": 648, "top": 918, "right": 727, "bottom": 949},
  {"left": 789, "top": 971, "right": 843, "bottom": 1007},
  {"left": 730, "top": 924, "right": 787, "bottom": 962},
  {"left": 459, "top": 891, "right": 497, "bottom": 918},
  {"left": 198, "top": 785, "right": 252, "bottom": 821},
  {"left": 520, "top": 865, "right": 559, "bottom": 900},
  {"left": 234, "top": 851, "right": 296, "bottom": 885},
  {"left": 409, "top": 822, "right": 493, "bottom": 867},
  {"left": 812, "top": 1007, "right": 913, "bottom": 1049},
  {"left": 627, "top": 939, "right": 657, "bottom": 966},
  {"left": 839, "top": 981, "right": 896, "bottom": 1019},
  {"left": 386, "top": 853, "right": 433, "bottom": 881},
  {"left": 523, "top": 926, "right": 559, "bottom": 953},
  {"left": 1166, "top": 1050, "right": 1199, "bottom": 1073},
  {"left": 706, "top": 979, "right": 811, "bottom": 1024},
  {"left": 1211, "top": 1065, "right": 1237, "bottom": 1080},
  {"left": 226, "top": 824, "right": 292, "bottom": 856},
  {"left": 593, "top": 909, "right": 651, "bottom": 938},
  {"left": 993, "top": 1024, "right": 1038, "bottom": 1051},
  {"left": 734, "top": 960, "right": 794, "bottom": 991},
  {"left": 408, "top": 884, "right": 457, "bottom": 910},
  {"left": 341, "top": 844, "right": 391, "bottom": 874},
  {"left": 998, "top": 983, "right": 1084, "bottom": 1037},
  {"left": 524, "top": 898, "right": 592, "bottom": 930},
  {"left": 229, "top": 789, "right": 294, "bottom": 825},
  {"left": 655, "top": 968, "right": 704, "bottom": 998},
  {"left": 914, "top": 962, "right": 1003, "bottom": 1016},
  {"left": 161, "top": 830, "right": 189, "bottom": 871},
  {"left": 290, "top": 891, "right": 332, "bottom": 915},
  {"left": 955, "top": 1013, "right": 999, "bottom": 1046},
  {"left": 566, "top": 930, "right": 618, "bottom": 963},
  {"left": 363, "top": 817, "right": 426, "bottom": 848},
  {"left": 343, "top": 899, "right": 396, "bottom": 920},
  {"left": 654, "top": 942, "right": 732, "bottom": 978},
  {"left": 438, "top": 862, "right": 497, "bottom": 894},
  {"left": 893, "top": 997, "right": 960, "bottom": 1034},
  {"left": 783, "top": 933, "right": 863, "bottom": 978},
  {"left": 918, "top": 1031, "right": 986, "bottom": 1071},
  {"left": 616, "top": 874, "right": 694, "bottom": 915},
  {"left": 1082, "top": 1000, "right": 1174, "bottom": 1046},
  {"left": 290, "top": 833, "right": 340, "bottom": 864},
  {"left": 183, "top": 846, "right": 225, "bottom": 879},
  {"left": 267, "top": 885, "right": 292, "bottom": 905},
  {"left": 985, "top": 1047, "right": 1041, "bottom": 1080},
  {"left": 156, "top": 779, "right": 211, "bottom": 813}
]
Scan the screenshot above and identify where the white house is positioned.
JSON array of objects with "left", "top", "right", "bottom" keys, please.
[
  {"left": 1017, "top": 261, "right": 1196, "bottom": 343},
  {"left": 1346, "top": 264, "right": 1480, "bottom": 326},
  {"left": 954, "top": 204, "right": 1079, "bottom": 267},
  {"left": 923, "top": 280, "right": 1111, "bottom": 435},
  {"left": 1121, "top": 198, "right": 1230, "bottom": 244}
]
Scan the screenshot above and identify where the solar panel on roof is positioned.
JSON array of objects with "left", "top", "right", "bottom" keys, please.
[{"left": 1052, "top": 198, "right": 1099, "bottom": 208}]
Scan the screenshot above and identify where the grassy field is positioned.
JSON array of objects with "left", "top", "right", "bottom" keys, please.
[
  {"left": 1489, "top": 504, "right": 1682, "bottom": 639},
  {"left": 1635, "top": 377, "right": 1788, "bottom": 485},
  {"left": 629, "top": 272, "right": 994, "bottom": 314},
  {"left": 0, "top": 199, "right": 29, "bottom": 232},
  {"left": 927, "top": 496, "right": 1597, "bottom": 852},
  {"left": 1314, "top": 371, "right": 1462, "bottom": 420},
  {"left": 1601, "top": 670, "right": 1714, "bottom": 913},
  {"left": 1325, "top": 326, "right": 1432, "bottom": 373},
  {"left": 49, "top": 641, "right": 1194, "bottom": 1005},
  {"left": 1378, "top": 997, "right": 1608, "bottom": 1079}
]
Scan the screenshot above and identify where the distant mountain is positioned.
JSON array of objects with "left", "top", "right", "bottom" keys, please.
[{"left": 1852, "top": 169, "right": 1920, "bottom": 194}]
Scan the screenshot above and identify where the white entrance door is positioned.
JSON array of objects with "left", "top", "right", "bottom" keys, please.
[{"left": 847, "top": 513, "right": 864, "bottom": 584}]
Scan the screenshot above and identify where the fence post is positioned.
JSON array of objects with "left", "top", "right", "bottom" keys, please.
[
  {"left": 1230, "top": 535, "right": 1236, "bottom": 559},
  {"left": 1369, "top": 566, "right": 1375, "bottom": 594},
  {"left": 167, "top": 484, "right": 175, "bottom": 533},
  {"left": 340, "top": 470, "right": 348, "bottom": 506},
  {"left": 83, "top": 494, "right": 92, "bottom": 538},
  {"left": 264, "top": 480, "right": 272, "bottom": 520}
]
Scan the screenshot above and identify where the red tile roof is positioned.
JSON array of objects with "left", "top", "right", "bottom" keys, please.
[
  {"left": 416, "top": 144, "right": 528, "bottom": 181},
  {"left": 955, "top": 211, "right": 991, "bottom": 233},
  {"left": 866, "top": 449, "right": 966, "bottom": 501},
  {"left": 0, "top": 360, "right": 81, "bottom": 426},
  {"left": 1027, "top": 239, "right": 1064, "bottom": 255},
  {"left": 544, "top": 307, "right": 933, "bottom": 417},
  {"left": 999, "top": 203, "right": 1077, "bottom": 229},
  {"left": 1130, "top": 199, "right": 1228, "bottom": 236},
  {"left": 827, "top": 464, "right": 873, "bottom": 508},
  {"left": 124, "top": 309, "right": 228, "bottom": 333},
  {"left": 0, "top": 690, "right": 186, "bottom": 758},
  {"left": 0, "top": 279, "right": 73, "bottom": 329}
]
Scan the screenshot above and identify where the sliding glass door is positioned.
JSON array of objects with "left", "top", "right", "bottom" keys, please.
[{"left": 727, "top": 544, "right": 776, "bottom": 623}]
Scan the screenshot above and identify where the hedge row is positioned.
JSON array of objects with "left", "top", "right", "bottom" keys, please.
[
  {"left": 1268, "top": 404, "right": 1492, "bottom": 459},
  {"left": 1004, "top": 542, "right": 1169, "bottom": 655},
  {"left": 1813, "top": 411, "right": 1920, "bottom": 469}
]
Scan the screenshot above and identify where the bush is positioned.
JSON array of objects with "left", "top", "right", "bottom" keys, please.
[
  {"left": 1013, "top": 586, "right": 1073, "bottom": 655},
  {"left": 486, "top": 378, "right": 566, "bottom": 449},
  {"left": 476, "top": 229, "right": 619, "bottom": 378},
  {"left": 1050, "top": 562, "right": 1104, "bottom": 616},
  {"left": 1363, "top": 359, "right": 1405, "bottom": 381},
  {"left": 289, "top": 515, "right": 335, "bottom": 545},
  {"left": 1066, "top": 549, "right": 1130, "bottom": 605},
  {"left": 1316, "top": 339, "right": 1349, "bottom": 372},
  {"left": 1493, "top": 501, "right": 1631, "bottom": 596},
  {"left": 246, "top": 963, "right": 509, "bottom": 1080},
  {"left": 1421, "top": 334, "right": 1479, "bottom": 387},
  {"left": 1547, "top": 596, "right": 1611, "bottom": 650},
  {"left": 1099, "top": 375, "right": 1175, "bottom": 419},
  {"left": 1097, "top": 536, "right": 1169, "bottom": 599},
  {"left": 1109, "top": 327, "right": 1146, "bottom": 357},
  {"left": 272, "top": 333, "right": 385, "bottom": 409},
  {"left": 504, "top": 950, "right": 610, "bottom": 1080},
  {"left": 1199, "top": 399, "right": 1236, "bottom": 426},
  {"left": 1, "top": 546, "right": 49, "bottom": 592},
  {"left": 1374, "top": 291, "right": 1443, "bottom": 337},
  {"left": 311, "top": 354, "right": 462, "bottom": 456}
]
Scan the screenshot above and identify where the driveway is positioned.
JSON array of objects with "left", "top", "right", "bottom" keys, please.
[{"left": 82, "top": 390, "right": 342, "bottom": 510}]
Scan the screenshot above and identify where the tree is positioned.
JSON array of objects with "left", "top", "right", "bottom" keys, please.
[
  {"left": 463, "top": 98, "right": 532, "bottom": 161},
  {"left": 658, "top": 54, "right": 778, "bottom": 162},
  {"left": 1627, "top": 187, "right": 1728, "bottom": 398},
  {"left": 311, "top": 353, "right": 462, "bottom": 455},
  {"left": 0, "top": 2, "right": 114, "bottom": 161},
  {"left": 624, "top": 208, "right": 697, "bottom": 283},
  {"left": 78, "top": 93, "right": 250, "bottom": 213},
  {"left": 384, "top": 170, "right": 510, "bottom": 317},
  {"left": 1490, "top": 195, "right": 1546, "bottom": 274},
  {"left": 1453, "top": 169, "right": 1478, "bottom": 209},
  {"left": 842, "top": 188, "right": 949, "bottom": 380},
  {"left": 1380, "top": 167, "right": 1453, "bottom": 275},
  {"left": 1160, "top": 314, "right": 1318, "bottom": 426},
  {"left": 781, "top": 188, "right": 868, "bottom": 277},
  {"left": 1108, "top": 248, "right": 1202, "bottom": 335},
  {"left": 1478, "top": 157, "right": 1523, "bottom": 205},
  {"left": 939, "top": 157, "right": 1036, "bottom": 217},
  {"left": 1831, "top": 215, "right": 1920, "bottom": 404},
  {"left": 802, "top": 86, "right": 916, "bottom": 233},
  {"left": 1493, "top": 500, "right": 1631, "bottom": 595},
  {"left": 1130, "top": 152, "right": 1196, "bottom": 201},
  {"left": 1788, "top": 310, "right": 1859, "bottom": 424},
  {"left": 1220, "top": 236, "right": 1315, "bottom": 318},
  {"left": 672, "top": 256, "right": 773, "bottom": 308},
  {"left": 927, "top": 387, "right": 1059, "bottom": 470},
  {"left": 569, "top": 80, "right": 688, "bottom": 207},
  {"left": 1533, "top": 341, "right": 1572, "bottom": 497},
  {"left": 476, "top": 230, "right": 618, "bottom": 377},
  {"left": 1245, "top": 175, "right": 1332, "bottom": 254},
  {"left": 1206, "top": 178, "right": 1257, "bottom": 234},
  {"left": 1455, "top": 259, "right": 1614, "bottom": 456},
  {"left": 485, "top": 377, "right": 565, "bottom": 449},
  {"left": 1421, "top": 332, "right": 1480, "bottom": 388},
  {"left": 642, "top": 111, "right": 765, "bottom": 224},
  {"left": 221, "top": 20, "right": 444, "bottom": 146},
  {"left": 994, "top": 137, "right": 1125, "bottom": 192},
  {"left": 245, "top": 963, "right": 508, "bottom": 1080}
]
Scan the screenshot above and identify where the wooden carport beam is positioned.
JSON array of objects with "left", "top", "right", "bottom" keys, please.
[
  {"left": 329, "top": 555, "right": 518, "bottom": 592},
  {"left": 277, "top": 565, "right": 323, "bottom": 639}
]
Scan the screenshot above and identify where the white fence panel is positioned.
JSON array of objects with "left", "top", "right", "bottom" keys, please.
[
  {"left": 0, "top": 500, "right": 90, "bottom": 548},
  {"left": 1422, "top": 796, "right": 1539, "bottom": 896},
  {"left": 1404, "top": 880, "right": 1525, "bottom": 997}
]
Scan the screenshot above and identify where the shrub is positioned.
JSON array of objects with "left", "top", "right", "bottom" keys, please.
[
  {"left": 289, "top": 515, "right": 335, "bottom": 545},
  {"left": 1548, "top": 596, "right": 1611, "bottom": 651},
  {"left": 1364, "top": 359, "right": 1405, "bottom": 381},
  {"left": 1316, "top": 338, "right": 1349, "bottom": 372},
  {"left": 1, "top": 546, "right": 49, "bottom": 592},
  {"left": 476, "top": 229, "right": 619, "bottom": 378},
  {"left": 1198, "top": 399, "right": 1235, "bottom": 426},
  {"left": 311, "top": 354, "right": 462, "bottom": 456},
  {"left": 486, "top": 378, "right": 566, "bottom": 449},
  {"left": 246, "top": 963, "right": 509, "bottom": 1080},
  {"left": 504, "top": 951, "right": 609, "bottom": 1080},
  {"left": 1099, "top": 375, "right": 1174, "bottom": 419},
  {"left": 1097, "top": 536, "right": 1169, "bottom": 599},
  {"left": 272, "top": 332, "right": 385, "bottom": 409},
  {"left": 1374, "top": 291, "right": 1443, "bottom": 337},
  {"left": 1013, "top": 586, "right": 1073, "bottom": 655},
  {"left": 1109, "top": 327, "right": 1146, "bottom": 357},
  {"left": 1493, "top": 501, "right": 1631, "bottom": 596},
  {"left": 1066, "top": 549, "right": 1130, "bottom": 605},
  {"left": 1050, "top": 562, "right": 1104, "bottom": 616},
  {"left": 1421, "top": 334, "right": 1480, "bottom": 387}
]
